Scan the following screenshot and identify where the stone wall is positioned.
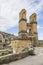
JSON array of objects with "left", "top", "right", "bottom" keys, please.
[
  {"left": 0, "top": 50, "right": 34, "bottom": 64},
  {"left": 11, "top": 39, "right": 33, "bottom": 53}
]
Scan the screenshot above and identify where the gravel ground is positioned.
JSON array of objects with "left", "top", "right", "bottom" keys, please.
[{"left": 3, "top": 47, "right": 43, "bottom": 65}]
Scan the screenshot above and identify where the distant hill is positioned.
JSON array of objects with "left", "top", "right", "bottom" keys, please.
[
  {"left": 38, "top": 40, "right": 43, "bottom": 43},
  {"left": 38, "top": 40, "right": 43, "bottom": 47}
]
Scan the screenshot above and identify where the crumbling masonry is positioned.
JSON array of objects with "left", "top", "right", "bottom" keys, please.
[{"left": 11, "top": 9, "right": 38, "bottom": 53}]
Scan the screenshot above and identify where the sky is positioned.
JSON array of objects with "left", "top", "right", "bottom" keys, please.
[{"left": 0, "top": 0, "right": 43, "bottom": 40}]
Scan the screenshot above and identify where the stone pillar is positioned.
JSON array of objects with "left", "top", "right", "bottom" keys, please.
[
  {"left": 30, "top": 13, "right": 38, "bottom": 46},
  {"left": 19, "top": 9, "right": 27, "bottom": 37}
]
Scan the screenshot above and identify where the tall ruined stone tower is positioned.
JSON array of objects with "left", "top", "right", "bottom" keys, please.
[
  {"left": 19, "top": 9, "right": 27, "bottom": 38},
  {"left": 30, "top": 13, "right": 38, "bottom": 46},
  {"left": 18, "top": 9, "right": 38, "bottom": 46}
]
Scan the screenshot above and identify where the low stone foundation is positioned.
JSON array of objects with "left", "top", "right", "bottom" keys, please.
[{"left": 0, "top": 50, "right": 34, "bottom": 64}]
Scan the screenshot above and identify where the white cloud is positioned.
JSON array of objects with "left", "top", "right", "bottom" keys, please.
[
  {"left": 38, "top": 34, "right": 43, "bottom": 40},
  {"left": 0, "top": 16, "right": 18, "bottom": 31},
  {"left": 38, "top": 36, "right": 43, "bottom": 40},
  {"left": 37, "top": 25, "right": 43, "bottom": 40},
  {"left": 0, "top": 0, "right": 43, "bottom": 31},
  {"left": 37, "top": 25, "right": 43, "bottom": 29}
]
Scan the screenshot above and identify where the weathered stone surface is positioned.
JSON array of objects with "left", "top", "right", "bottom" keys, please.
[
  {"left": 2, "top": 47, "right": 43, "bottom": 65},
  {"left": 0, "top": 49, "right": 34, "bottom": 64}
]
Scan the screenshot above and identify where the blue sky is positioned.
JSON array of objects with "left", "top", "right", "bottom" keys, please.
[{"left": 0, "top": 0, "right": 43, "bottom": 40}]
